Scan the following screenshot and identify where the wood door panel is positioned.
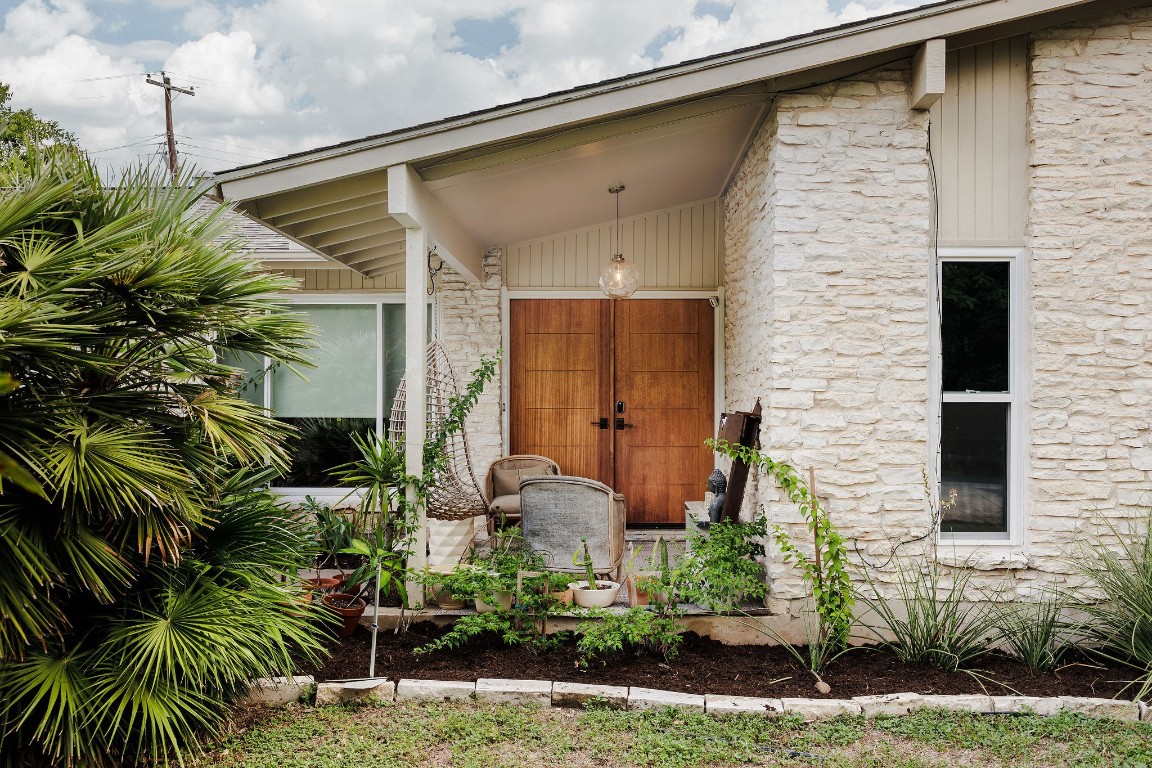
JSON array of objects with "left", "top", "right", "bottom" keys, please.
[
  {"left": 518, "top": 371, "right": 600, "bottom": 408},
  {"left": 510, "top": 300, "right": 611, "bottom": 486},
  {"left": 513, "top": 300, "right": 600, "bottom": 333},
  {"left": 625, "top": 333, "right": 700, "bottom": 371},
  {"left": 614, "top": 299, "right": 714, "bottom": 525},
  {"left": 623, "top": 409, "right": 707, "bottom": 446},
  {"left": 520, "top": 333, "right": 598, "bottom": 371}
]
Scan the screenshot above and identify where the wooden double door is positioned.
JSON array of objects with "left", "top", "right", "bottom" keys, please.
[{"left": 509, "top": 299, "right": 714, "bottom": 525}]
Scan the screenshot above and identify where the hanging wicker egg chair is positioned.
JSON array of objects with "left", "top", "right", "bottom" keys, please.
[{"left": 388, "top": 341, "right": 487, "bottom": 521}]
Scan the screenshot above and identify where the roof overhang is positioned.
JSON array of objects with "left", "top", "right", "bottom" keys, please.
[{"left": 212, "top": 0, "right": 1144, "bottom": 282}]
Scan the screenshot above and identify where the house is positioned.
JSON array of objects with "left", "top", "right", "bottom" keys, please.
[{"left": 211, "top": 0, "right": 1152, "bottom": 611}]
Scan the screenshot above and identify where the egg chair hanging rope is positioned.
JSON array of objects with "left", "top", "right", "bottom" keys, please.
[{"left": 388, "top": 341, "right": 486, "bottom": 521}]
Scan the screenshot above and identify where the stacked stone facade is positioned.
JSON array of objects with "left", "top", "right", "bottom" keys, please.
[
  {"left": 723, "top": 63, "right": 934, "bottom": 604},
  {"left": 723, "top": 8, "right": 1152, "bottom": 610},
  {"left": 436, "top": 251, "right": 504, "bottom": 489},
  {"left": 1027, "top": 7, "right": 1152, "bottom": 575}
]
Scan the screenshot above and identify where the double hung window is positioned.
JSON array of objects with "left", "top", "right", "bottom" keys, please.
[{"left": 937, "top": 253, "right": 1021, "bottom": 540}]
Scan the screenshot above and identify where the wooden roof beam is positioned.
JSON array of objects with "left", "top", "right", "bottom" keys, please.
[
  {"left": 292, "top": 210, "right": 402, "bottom": 240},
  {"left": 326, "top": 231, "right": 406, "bottom": 259},
  {"left": 251, "top": 172, "right": 388, "bottom": 219},
  {"left": 309, "top": 221, "right": 404, "bottom": 249},
  {"left": 388, "top": 164, "right": 482, "bottom": 282},
  {"left": 270, "top": 190, "right": 388, "bottom": 227}
]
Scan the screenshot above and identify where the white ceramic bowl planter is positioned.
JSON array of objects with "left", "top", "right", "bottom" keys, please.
[{"left": 568, "top": 580, "right": 621, "bottom": 608}]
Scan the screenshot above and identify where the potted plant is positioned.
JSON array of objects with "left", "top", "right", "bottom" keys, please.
[
  {"left": 626, "top": 536, "right": 672, "bottom": 607},
  {"left": 321, "top": 591, "right": 367, "bottom": 637},
  {"left": 569, "top": 538, "right": 620, "bottom": 608}
]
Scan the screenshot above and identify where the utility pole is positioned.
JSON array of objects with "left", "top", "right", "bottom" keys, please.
[{"left": 145, "top": 71, "right": 194, "bottom": 180}]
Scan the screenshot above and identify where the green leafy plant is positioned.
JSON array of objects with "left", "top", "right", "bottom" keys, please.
[
  {"left": 859, "top": 549, "right": 997, "bottom": 672},
  {"left": 1071, "top": 509, "right": 1152, "bottom": 698},
  {"left": 572, "top": 538, "right": 599, "bottom": 589},
  {"left": 707, "top": 439, "right": 854, "bottom": 649},
  {"left": 989, "top": 588, "right": 1069, "bottom": 672},
  {"left": 673, "top": 515, "right": 768, "bottom": 612},
  {"left": 0, "top": 150, "right": 327, "bottom": 766},
  {"left": 412, "top": 610, "right": 563, "bottom": 655},
  {"left": 574, "top": 607, "right": 684, "bottom": 667}
]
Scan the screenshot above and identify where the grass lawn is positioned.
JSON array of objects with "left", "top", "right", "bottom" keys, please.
[{"left": 194, "top": 702, "right": 1152, "bottom": 768}]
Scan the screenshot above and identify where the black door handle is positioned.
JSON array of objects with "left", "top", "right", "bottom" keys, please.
[
  {"left": 615, "top": 417, "right": 632, "bottom": 430},
  {"left": 591, "top": 418, "right": 609, "bottom": 430}
]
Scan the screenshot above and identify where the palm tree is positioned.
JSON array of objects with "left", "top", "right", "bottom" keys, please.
[{"left": 0, "top": 147, "right": 328, "bottom": 767}]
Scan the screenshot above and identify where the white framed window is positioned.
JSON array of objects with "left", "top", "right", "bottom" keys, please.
[
  {"left": 932, "top": 248, "right": 1025, "bottom": 543},
  {"left": 226, "top": 294, "right": 423, "bottom": 493}
]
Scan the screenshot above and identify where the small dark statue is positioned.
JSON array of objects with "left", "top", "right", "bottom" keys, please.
[{"left": 700, "top": 468, "right": 727, "bottom": 529}]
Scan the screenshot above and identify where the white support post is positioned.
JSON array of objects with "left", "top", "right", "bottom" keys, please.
[{"left": 403, "top": 225, "right": 428, "bottom": 607}]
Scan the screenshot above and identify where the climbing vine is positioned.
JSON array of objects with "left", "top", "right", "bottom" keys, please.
[{"left": 706, "top": 438, "right": 855, "bottom": 649}]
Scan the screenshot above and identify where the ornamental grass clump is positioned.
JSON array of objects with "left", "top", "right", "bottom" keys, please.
[{"left": 1071, "top": 510, "right": 1152, "bottom": 698}]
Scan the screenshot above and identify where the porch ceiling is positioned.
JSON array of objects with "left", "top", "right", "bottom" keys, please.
[
  {"left": 419, "top": 88, "right": 769, "bottom": 246},
  {"left": 234, "top": 170, "right": 407, "bottom": 278},
  {"left": 232, "top": 91, "right": 768, "bottom": 279}
]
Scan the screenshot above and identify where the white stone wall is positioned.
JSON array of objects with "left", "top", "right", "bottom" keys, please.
[
  {"left": 436, "top": 250, "right": 504, "bottom": 489},
  {"left": 1027, "top": 8, "right": 1152, "bottom": 577},
  {"left": 723, "top": 63, "right": 936, "bottom": 603},
  {"left": 723, "top": 9, "right": 1152, "bottom": 611}
]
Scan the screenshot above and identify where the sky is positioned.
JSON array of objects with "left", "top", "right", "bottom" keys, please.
[{"left": 0, "top": 0, "right": 933, "bottom": 177}]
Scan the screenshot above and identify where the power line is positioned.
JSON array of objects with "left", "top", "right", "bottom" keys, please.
[
  {"left": 88, "top": 136, "right": 165, "bottom": 154},
  {"left": 174, "top": 142, "right": 271, "bottom": 163},
  {"left": 174, "top": 133, "right": 277, "bottom": 158},
  {"left": 68, "top": 73, "right": 149, "bottom": 83}
]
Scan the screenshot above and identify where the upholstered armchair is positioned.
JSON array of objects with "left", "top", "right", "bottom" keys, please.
[{"left": 518, "top": 475, "right": 625, "bottom": 581}]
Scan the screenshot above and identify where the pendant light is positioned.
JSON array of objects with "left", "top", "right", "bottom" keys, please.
[{"left": 598, "top": 184, "right": 640, "bottom": 298}]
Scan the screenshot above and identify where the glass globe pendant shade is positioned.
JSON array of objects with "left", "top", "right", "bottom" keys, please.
[{"left": 598, "top": 253, "right": 640, "bottom": 299}]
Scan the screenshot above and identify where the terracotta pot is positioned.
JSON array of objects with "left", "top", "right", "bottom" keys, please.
[
  {"left": 321, "top": 592, "right": 366, "bottom": 637},
  {"left": 568, "top": 580, "right": 621, "bottom": 608},
  {"left": 626, "top": 574, "right": 668, "bottom": 607},
  {"left": 548, "top": 588, "right": 573, "bottom": 607}
]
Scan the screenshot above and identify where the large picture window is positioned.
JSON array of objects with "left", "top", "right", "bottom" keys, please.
[
  {"left": 938, "top": 255, "right": 1020, "bottom": 539},
  {"left": 228, "top": 299, "right": 407, "bottom": 488}
]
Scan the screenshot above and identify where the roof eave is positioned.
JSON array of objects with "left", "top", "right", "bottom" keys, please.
[{"left": 212, "top": 0, "right": 1132, "bottom": 203}]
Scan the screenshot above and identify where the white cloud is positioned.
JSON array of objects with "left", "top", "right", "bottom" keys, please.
[{"left": 0, "top": 0, "right": 927, "bottom": 176}]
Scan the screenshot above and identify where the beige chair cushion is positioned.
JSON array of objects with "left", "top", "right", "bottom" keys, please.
[
  {"left": 491, "top": 468, "right": 549, "bottom": 499},
  {"left": 488, "top": 494, "right": 521, "bottom": 515}
]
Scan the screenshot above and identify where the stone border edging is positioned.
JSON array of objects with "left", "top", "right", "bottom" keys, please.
[{"left": 242, "top": 676, "right": 1151, "bottom": 723}]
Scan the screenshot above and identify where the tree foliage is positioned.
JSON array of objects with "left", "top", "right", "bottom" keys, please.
[
  {"left": 0, "top": 84, "right": 76, "bottom": 161},
  {"left": 0, "top": 147, "right": 328, "bottom": 766}
]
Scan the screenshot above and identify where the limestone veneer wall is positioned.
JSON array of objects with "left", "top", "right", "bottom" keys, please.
[
  {"left": 723, "top": 62, "right": 933, "bottom": 605},
  {"left": 436, "top": 250, "right": 504, "bottom": 490},
  {"left": 1027, "top": 7, "right": 1152, "bottom": 579},
  {"left": 723, "top": 9, "right": 1152, "bottom": 611}
]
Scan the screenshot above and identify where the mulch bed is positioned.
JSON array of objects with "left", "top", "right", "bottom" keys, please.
[{"left": 300, "top": 621, "right": 1146, "bottom": 702}]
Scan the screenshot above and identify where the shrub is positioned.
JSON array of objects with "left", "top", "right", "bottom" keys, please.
[
  {"left": 575, "top": 607, "right": 684, "bottom": 667},
  {"left": 0, "top": 152, "right": 326, "bottom": 766},
  {"left": 989, "top": 589, "right": 1069, "bottom": 672},
  {"left": 674, "top": 515, "right": 768, "bottom": 612}
]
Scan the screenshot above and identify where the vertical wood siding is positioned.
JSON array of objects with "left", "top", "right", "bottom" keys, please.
[
  {"left": 280, "top": 269, "right": 404, "bottom": 291},
  {"left": 504, "top": 198, "right": 720, "bottom": 289},
  {"left": 930, "top": 36, "right": 1028, "bottom": 246}
]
